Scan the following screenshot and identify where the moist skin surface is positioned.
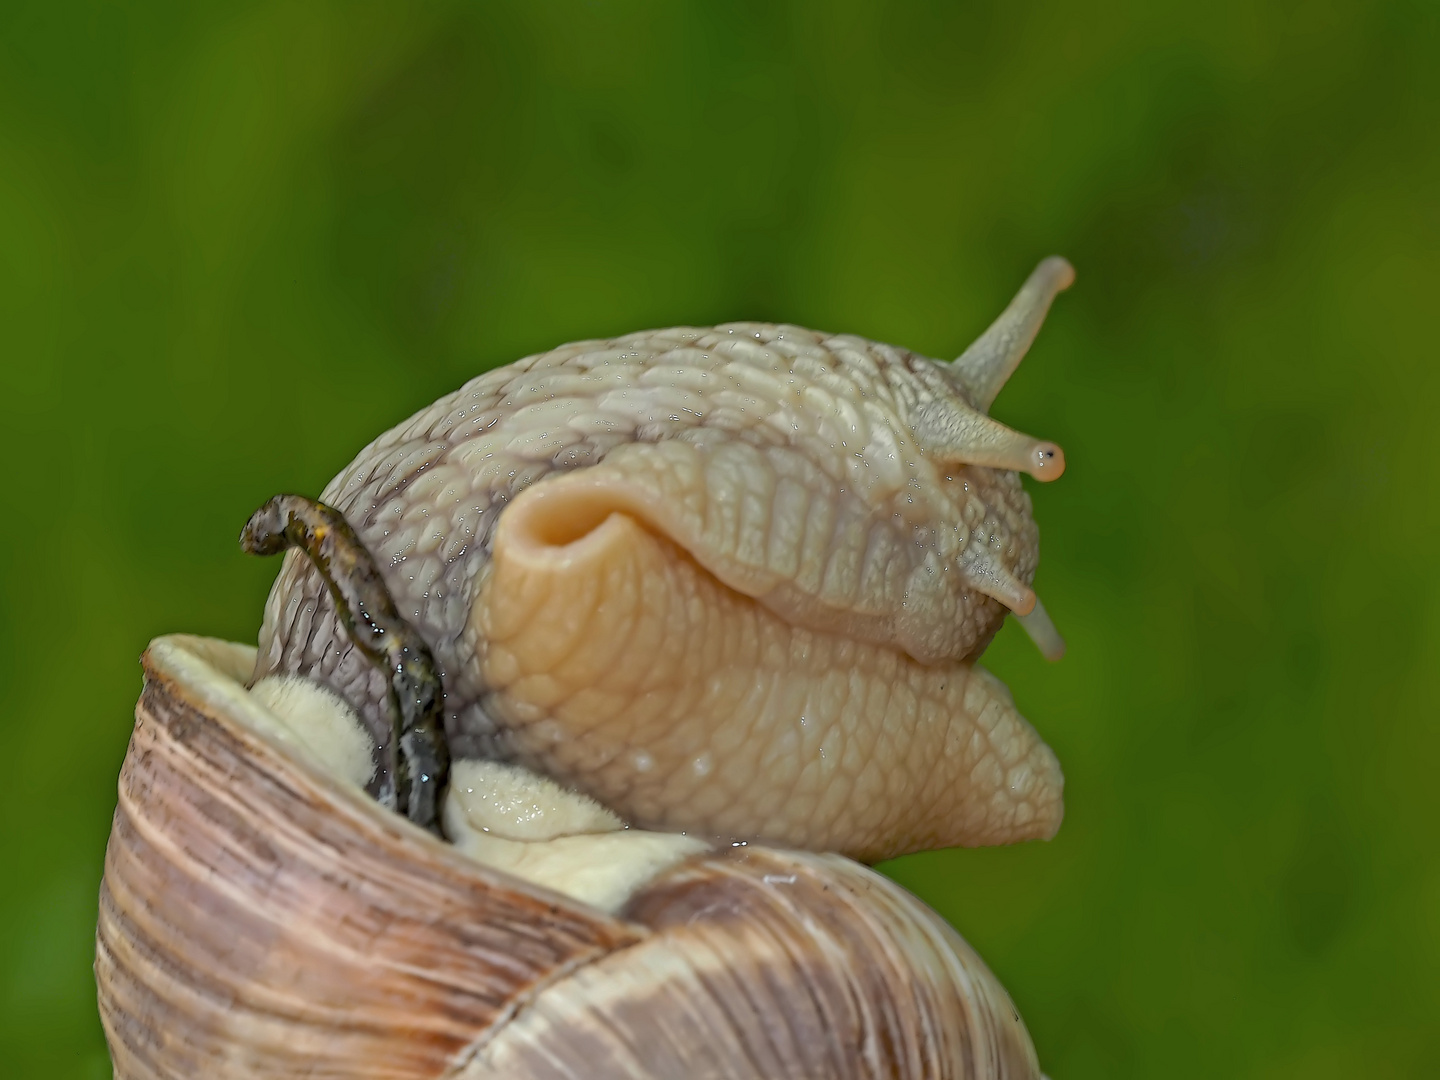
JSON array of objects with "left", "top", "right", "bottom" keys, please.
[
  {"left": 252, "top": 259, "right": 1074, "bottom": 862},
  {"left": 478, "top": 497, "right": 1061, "bottom": 861}
]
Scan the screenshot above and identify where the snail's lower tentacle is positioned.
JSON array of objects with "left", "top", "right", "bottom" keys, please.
[
  {"left": 1015, "top": 597, "right": 1066, "bottom": 662},
  {"left": 240, "top": 493, "right": 450, "bottom": 833}
]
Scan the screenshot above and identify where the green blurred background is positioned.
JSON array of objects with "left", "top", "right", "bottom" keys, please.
[{"left": 2, "top": 1, "right": 1436, "bottom": 1076}]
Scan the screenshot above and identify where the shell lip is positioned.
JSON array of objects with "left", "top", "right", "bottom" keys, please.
[{"left": 138, "top": 633, "right": 654, "bottom": 922}]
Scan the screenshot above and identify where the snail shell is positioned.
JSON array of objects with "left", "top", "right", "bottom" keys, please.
[
  {"left": 97, "top": 634, "right": 1042, "bottom": 1079},
  {"left": 252, "top": 257, "right": 1075, "bottom": 862}
]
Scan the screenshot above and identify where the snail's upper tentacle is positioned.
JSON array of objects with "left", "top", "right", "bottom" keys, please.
[{"left": 949, "top": 255, "right": 1075, "bottom": 410}]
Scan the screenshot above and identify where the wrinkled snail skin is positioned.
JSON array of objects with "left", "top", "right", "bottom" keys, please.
[
  {"left": 252, "top": 257, "right": 1074, "bottom": 860},
  {"left": 479, "top": 495, "right": 1061, "bottom": 862}
]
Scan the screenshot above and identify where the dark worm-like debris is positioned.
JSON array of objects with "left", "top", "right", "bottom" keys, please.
[{"left": 240, "top": 493, "right": 449, "bottom": 832}]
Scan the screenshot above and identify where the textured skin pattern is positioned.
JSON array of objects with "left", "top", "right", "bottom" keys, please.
[
  {"left": 479, "top": 508, "right": 1061, "bottom": 859},
  {"left": 252, "top": 323, "right": 1042, "bottom": 795}
]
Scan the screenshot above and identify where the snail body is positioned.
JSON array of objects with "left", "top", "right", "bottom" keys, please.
[
  {"left": 253, "top": 257, "right": 1075, "bottom": 861},
  {"left": 98, "top": 634, "right": 1042, "bottom": 1079}
]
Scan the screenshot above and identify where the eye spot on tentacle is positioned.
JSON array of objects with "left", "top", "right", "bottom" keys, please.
[{"left": 1030, "top": 442, "right": 1066, "bottom": 480}]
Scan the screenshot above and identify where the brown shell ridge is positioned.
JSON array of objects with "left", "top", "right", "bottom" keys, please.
[
  {"left": 439, "top": 849, "right": 721, "bottom": 1078},
  {"left": 440, "top": 937, "right": 653, "bottom": 1078},
  {"left": 98, "top": 635, "right": 645, "bottom": 1079},
  {"left": 460, "top": 846, "right": 1041, "bottom": 1079}
]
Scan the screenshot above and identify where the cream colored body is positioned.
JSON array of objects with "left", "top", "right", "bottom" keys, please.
[
  {"left": 248, "top": 661, "right": 706, "bottom": 913},
  {"left": 252, "top": 258, "right": 1075, "bottom": 862},
  {"left": 481, "top": 496, "right": 1061, "bottom": 861},
  {"left": 442, "top": 761, "right": 707, "bottom": 914}
]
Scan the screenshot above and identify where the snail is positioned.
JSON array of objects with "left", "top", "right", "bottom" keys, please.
[{"left": 96, "top": 257, "right": 1076, "bottom": 1078}]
